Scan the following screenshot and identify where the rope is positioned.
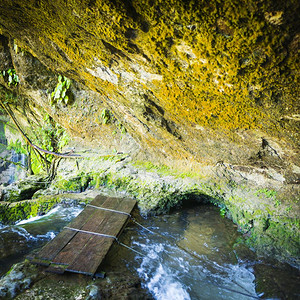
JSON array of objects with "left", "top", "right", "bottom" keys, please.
[
  {"left": 0, "top": 101, "right": 81, "bottom": 159},
  {"left": 118, "top": 242, "right": 146, "bottom": 257},
  {"left": 65, "top": 226, "right": 117, "bottom": 239},
  {"left": 83, "top": 203, "right": 259, "bottom": 299},
  {"left": 87, "top": 204, "right": 131, "bottom": 217},
  {"left": 85, "top": 204, "right": 164, "bottom": 237},
  {"left": 206, "top": 280, "right": 260, "bottom": 299},
  {"left": 64, "top": 226, "right": 145, "bottom": 257}
]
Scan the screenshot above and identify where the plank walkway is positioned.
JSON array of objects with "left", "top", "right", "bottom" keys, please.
[{"left": 30, "top": 195, "right": 136, "bottom": 276}]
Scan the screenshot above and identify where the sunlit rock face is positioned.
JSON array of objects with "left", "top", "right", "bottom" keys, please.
[
  {"left": 0, "top": 0, "right": 299, "bottom": 169},
  {"left": 0, "top": 0, "right": 299, "bottom": 184},
  {"left": 0, "top": 0, "right": 299, "bottom": 265}
]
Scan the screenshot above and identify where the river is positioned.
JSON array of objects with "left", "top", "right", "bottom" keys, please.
[{"left": 0, "top": 199, "right": 299, "bottom": 299}]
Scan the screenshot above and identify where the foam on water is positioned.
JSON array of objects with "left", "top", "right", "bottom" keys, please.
[
  {"left": 16, "top": 206, "right": 61, "bottom": 225},
  {"left": 147, "top": 264, "right": 191, "bottom": 300},
  {"left": 135, "top": 243, "right": 257, "bottom": 300},
  {"left": 132, "top": 235, "right": 258, "bottom": 300},
  {"left": 0, "top": 204, "right": 84, "bottom": 276},
  {"left": 16, "top": 205, "right": 82, "bottom": 225},
  {"left": 135, "top": 242, "right": 191, "bottom": 300}
]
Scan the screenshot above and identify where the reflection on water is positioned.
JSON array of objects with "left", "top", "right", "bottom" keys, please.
[
  {"left": 129, "top": 205, "right": 258, "bottom": 300},
  {"left": 1, "top": 201, "right": 299, "bottom": 300},
  {"left": 104, "top": 204, "right": 300, "bottom": 300}
]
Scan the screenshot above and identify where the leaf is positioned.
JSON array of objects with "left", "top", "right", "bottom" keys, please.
[
  {"left": 54, "top": 88, "right": 61, "bottom": 99},
  {"left": 65, "top": 78, "right": 71, "bottom": 89},
  {"left": 61, "top": 89, "right": 66, "bottom": 99}
]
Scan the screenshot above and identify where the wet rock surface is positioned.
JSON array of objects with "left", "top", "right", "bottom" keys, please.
[
  {"left": 1, "top": 176, "right": 47, "bottom": 202},
  {"left": 0, "top": 260, "right": 152, "bottom": 300}
]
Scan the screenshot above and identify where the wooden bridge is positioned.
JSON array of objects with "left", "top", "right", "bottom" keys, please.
[{"left": 30, "top": 195, "right": 136, "bottom": 276}]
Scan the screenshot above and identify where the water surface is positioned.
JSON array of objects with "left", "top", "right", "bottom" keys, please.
[
  {"left": 103, "top": 204, "right": 300, "bottom": 300},
  {"left": 1, "top": 201, "right": 299, "bottom": 299}
]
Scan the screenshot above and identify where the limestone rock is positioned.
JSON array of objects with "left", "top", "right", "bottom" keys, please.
[{"left": 1, "top": 176, "right": 47, "bottom": 202}]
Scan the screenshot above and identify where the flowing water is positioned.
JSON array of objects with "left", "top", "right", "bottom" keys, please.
[
  {"left": 0, "top": 200, "right": 299, "bottom": 299},
  {"left": 103, "top": 203, "right": 300, "bottom": 300},
  {"left": 0, "top": 150, "right": 27, "bottom": 185},
  {"left": 0, "top": 205, "right": 83, "bottom": 276}
]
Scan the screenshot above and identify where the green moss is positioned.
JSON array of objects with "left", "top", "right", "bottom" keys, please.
[
  {"left": 132, "top": 160, "right": 205, "bottom": 179},
  {"left": 0, "top": 0, "right": 298, "bottom": 164},
  {"left": 132, "top": 161, "right": 172, "bottom": 175},
  {"left": 255, "top": 188, "right": 277, "bottom": 198},
  {"left": 246, "top": 218, "right": 300, "bottom": 260},
  {"left": 53, "top": 172, "right": 91, "bottom": 192},
  {"left": 0, "top": 196, "right": 61, "bottom": 224}
]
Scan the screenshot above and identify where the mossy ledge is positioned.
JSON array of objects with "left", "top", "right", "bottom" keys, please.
[
  {"left": 47, "top": 153, "right": 299, "bottom": 267},
  {"left": 0, "top": 197, "right": 60, "bottom": 225},
  {"left": 0, "top": 192, "right": 95, "bottom": 225}
]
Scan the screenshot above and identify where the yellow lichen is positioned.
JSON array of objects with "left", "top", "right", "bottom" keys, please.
[{"left": 0, "top": 0, "right": 298, "bottom": 148}]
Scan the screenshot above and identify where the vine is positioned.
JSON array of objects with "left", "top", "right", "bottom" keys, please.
[{"left": 0, "top": 95, "right": 79, "bottom": 181}]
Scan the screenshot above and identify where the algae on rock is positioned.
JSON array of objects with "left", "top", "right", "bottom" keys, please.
[{"left": 0, "top": 0, "right": 298, "bottom": 266}]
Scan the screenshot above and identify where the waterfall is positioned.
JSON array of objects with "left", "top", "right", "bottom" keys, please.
[
  {"left": 8, "top": 151, "right": 27, "bottom": 184},
  {"left": 0, "top": 150, "right": 27, "bottom": 185}
]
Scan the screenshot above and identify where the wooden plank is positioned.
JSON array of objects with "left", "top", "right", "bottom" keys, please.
[
  {"left": 46, "top": 263, "right": 68, "bottom": 274},
  {"left": 51, "top": 209, "right": 116, "bottom": 264},
  {"left": 34, "top": 195, "right": 136, "bottom": 276},
  {"left": 66, "top": 198, "right": 136, "bottom": 274},
  {"left": 36, "top": 196, "right": 111, "bottom": 260},
  {"left": 66, "top": 236, "right": 111, "bottom": 275},
  {"left": 66, "top": 214, "right": 127, "bottom": 274},
  {"left": 51, "top": 197, "right": 132, "bottom": 266},
  {"left": 30, "top": 258, "right": 51, "bottom": 267}
]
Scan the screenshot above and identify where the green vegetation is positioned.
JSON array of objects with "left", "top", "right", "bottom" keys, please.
[
  {"left": 132, "top": 160, "right": 174, "bottom": 175},
  {"left": 32, "top": 114, "right": 70, "bottom": 153},
  {"left": 4, "top": 111, "right": 70, "bottom": 176},
  {"left": 255, "top": 188, "right": 277, "bottom": 198},
  {"left": 0, "top": 196, "right": 60, "bottom": 224},
  {"left": 100, "top": 109, "right": 113, "bottom": 124},
  {"left": 7, "top": 139, "right": 27, "bottom": 154},
  {"left": 53, "top": 172, "right": 90, "bottom": 192},
  {"left": 219, "top": 206, "right": 226, "bottom": 217},
  {"left": 29, "top": 114, "right": 70, "bottom": 174},
  {"left": 100, "top": 108, "right": 127, "bottom": 134},
  {"left": 50, "top": 75, "right": 72, "bottom": 106},
  {"left": 1, "top": 69, "right": 19, "bottom": 86},
  {"left": 132, "top": 160, "right": 204, "bottom": 179}
]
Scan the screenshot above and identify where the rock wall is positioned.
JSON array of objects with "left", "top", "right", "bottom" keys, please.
[
  {"left": 0, "top": 1, "right": 299, "bottom": 264},
  {"left": 0, "top": 0, "right": 299, "bottom": 168}
]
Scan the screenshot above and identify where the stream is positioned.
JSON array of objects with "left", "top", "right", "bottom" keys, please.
[{"left": 0, "top": 200, "right": 299, "bottom": 299}]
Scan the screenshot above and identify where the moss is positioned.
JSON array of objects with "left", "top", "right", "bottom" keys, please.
[
  {"left": 132, "top": 160, "right": 172, "bottom": 175},
  {"left": 53, "top": 172, "right": 91, "bottom": 192},
  {"left": 47, "top": 154, "right": 299, "bottom": 264},
  {"left": 220, "top": 190, "right": 300, "bottom": 264},
  {"left": 0, "top": 0, "right": 298, "bottom": 141},
  {"left": 0, "top": 0, "right": 298, "bottom": 265},
  {"left": 246, "top": 218, "right": 300, "bottom": 260},
  {"left": 132, "top": 160, "right": 205, "bottom": 179},
  {"left": 0, "top": 196, "right": 61, "bottom": 224}
]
